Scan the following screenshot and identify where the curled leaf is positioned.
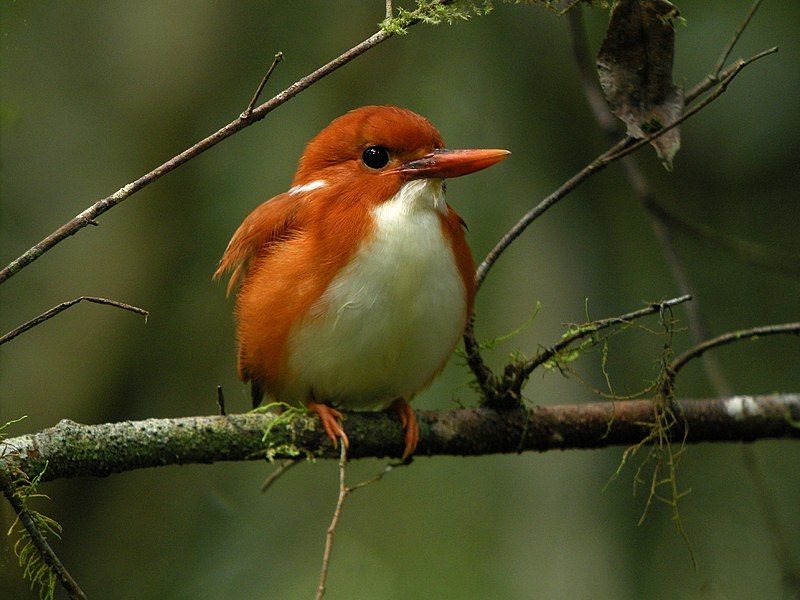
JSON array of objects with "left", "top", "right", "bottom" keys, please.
[{"left": 597, "top": 0, "right": 684, "bottom": 168}]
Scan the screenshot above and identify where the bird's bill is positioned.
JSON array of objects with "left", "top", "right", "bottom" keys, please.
[{"left": 390, "top": 148, "right": 510, "bottom": 180}]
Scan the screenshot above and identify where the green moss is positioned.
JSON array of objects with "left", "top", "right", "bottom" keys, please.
[
  {"left": 381, "top": 1, "right": 494, "bottom": 35},
  {"left": 251, "top": 403, "right": 317, "bottom": 461},
  {"left": 3, "top": 416, "right": 61, "bottom": 600}
]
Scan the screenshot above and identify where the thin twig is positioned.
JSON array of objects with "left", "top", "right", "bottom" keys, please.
[
  {"left": 316, "top": 443, "right": 348, "bottom": 600},
  {"left": 314, "top": 444, "right": 403, "bottom": 598},
  {"left": 667, "top": 322, "right": 800, "bottom": 383},
  {"left": 713, "top": 0, "right": 764, "bottom": 78},
  {"left": 566, "top": 6, "right": 734, "bottom": 394},
  {"left": 0, "top": 296, "right": 148, "bottom": 346},
  {"left": 686, "top": 45, "right": 777, "bottom": 105},
  {"left": 473, "top": 136, "right": 630, "bottom": 291},
  {"left": 462, "top": 316, "right": 497, "bottom": 400},
  {"left": 602, "top": 47, "right": 778, "bottom": 164},
  {"left": 0, "top": 467, "right": 87, "bottom": 600},
  {"left": 347, "top": 461, "right": 400, "bottom": 492},
  {"left": 216, "top": 386, "right": 226, "bottom": 416},
  {"left": 464, "top": 136, "right": 629, "bottom": 389},
  {"left": 0, "top": 1, "right": 459, "bottom": 286},
  {"left": 240, "top": 52, "right": 284, "bottom": 119},
  {"left": 509, "top": 295, "right": 691, "bottom": 395},
  {"left": 0, "top": 31, "right": 395, "bottom": 285},
  {"left": 260, "top": 459, "right": 299, "bottom": 493}
]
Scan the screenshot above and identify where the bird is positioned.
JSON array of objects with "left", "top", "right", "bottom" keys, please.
[{"left": 215, "top": 105, "right": 509, "bottom": 459}]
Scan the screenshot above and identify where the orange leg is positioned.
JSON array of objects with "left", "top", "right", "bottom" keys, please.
[
  {"left": 307, "top": 400, "right": 349, "bottom": 450},
  {"left": 389, "top": 398, "right": 419, "bottom": 460}
]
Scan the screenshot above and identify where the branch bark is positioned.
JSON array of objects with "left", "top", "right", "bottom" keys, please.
[{"left": 2, "top": 394, "right": 797, "bottom": 483}]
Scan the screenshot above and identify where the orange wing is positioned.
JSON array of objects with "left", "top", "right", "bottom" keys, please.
[{"left": 213, "top": 193, "right": 300, "bottom": 295}]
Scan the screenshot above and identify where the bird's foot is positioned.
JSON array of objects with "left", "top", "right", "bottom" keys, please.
[
  {"left": 389, "top": 398, "right": 419, "bottom": 460},
  {"left": 307, "top": 400, "right": 349, "bottom": 451}
]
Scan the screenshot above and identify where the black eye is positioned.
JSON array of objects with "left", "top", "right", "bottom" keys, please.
[{"left": 361, "top": 146, "right": 390, "bottom": 169}]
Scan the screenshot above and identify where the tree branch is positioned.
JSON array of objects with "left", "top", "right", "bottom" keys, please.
[{"left": 2, "top": 394, "right": 797, "bottom": 483}]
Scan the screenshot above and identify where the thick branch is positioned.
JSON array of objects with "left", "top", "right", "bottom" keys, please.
[{"left": 2, "top": 394, "right": 797, "bottom": 483}]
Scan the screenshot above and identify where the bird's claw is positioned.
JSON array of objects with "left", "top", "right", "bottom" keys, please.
[
  {"left": 389, "top": 398, "right": 419, "bottom": 460},
  {"left": 307, "top": 401, "right": 349, "bottom": 450}
]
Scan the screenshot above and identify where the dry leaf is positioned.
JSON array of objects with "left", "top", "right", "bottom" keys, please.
[{"left": 597, "top": 0, "right": 684, "bottom": 169}]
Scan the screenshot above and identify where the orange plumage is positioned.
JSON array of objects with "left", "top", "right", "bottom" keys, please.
[{"left": 215, "top": 106, "right": 508, "bottom": 457}]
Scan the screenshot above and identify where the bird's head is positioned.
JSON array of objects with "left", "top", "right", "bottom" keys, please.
[{"left": 291, "top": 106, "right": 509, "bottom": 206}]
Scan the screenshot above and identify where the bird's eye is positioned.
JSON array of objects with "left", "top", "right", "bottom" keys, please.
[{"left": 361, "top": 146, "right": 390, "bottom": 169}]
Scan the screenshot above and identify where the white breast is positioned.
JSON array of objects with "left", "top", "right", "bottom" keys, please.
[{"left": 284, "top": 179, "right": 467, "bottom": 410}]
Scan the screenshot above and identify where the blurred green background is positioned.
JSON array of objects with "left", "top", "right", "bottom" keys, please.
[{"left": 2, "top": 1, "right": 799, "bottom": 598}]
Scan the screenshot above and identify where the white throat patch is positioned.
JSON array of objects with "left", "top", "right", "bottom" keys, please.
[{"left": 380, "top": 178, "right": 447, "bottom": 215}]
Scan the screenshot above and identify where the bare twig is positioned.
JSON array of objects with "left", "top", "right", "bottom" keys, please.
[
  {"left": 464, "top": 136, "right": 628, "bottom": 388},
  {"left": 0, "top": 296, "right": 148, "bottom": 346},
  {"left": 316, "top": 443, "right": 348, "bottom": 600},
  {"left": 0, "top": 0, "right": 463, "bottom": 286},
  {"left": 686, "top": 45, "right": 777, "bottom": 105},
  {"left": 216, "top": 386, "right": 226, "bottom": 416},
  {"left": 473, "top": 136, "right": 631, "bottom": 291},
  {"left": 507, "top": 295, "right": 691, "bottom": 396},
  {"left": 259, "top": 459, "right": 299, "bottom": 493},
  {"left": 566, "top": 7, "right": 734, "bottom": 394},
  {"left": 462, "top": 316, "right": 497, "bottom": 400},
  {"left": 0, "top": 30, "right": 399, "bottom": 285},
  {"left": 473, "top": 48, "right": 775, "bottom": 295},
  {"left": 347, "top": 461, "right": 400, "bottom": 492},
  {"left": 667, "top": 322, "right": 800, "bottom": 384},
  {"left": 712, "top": 0, "right": 764, "bottom": 78},
  {"left": 0, "top": 467, "right": 87, "bottom": 600},
  {"left": 240, "top": 52, "right": 284, "bottom": 119}
]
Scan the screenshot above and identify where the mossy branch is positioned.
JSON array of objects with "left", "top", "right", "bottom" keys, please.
[{"left": 1, "top": 394, "right": 797, "bottom": 484}]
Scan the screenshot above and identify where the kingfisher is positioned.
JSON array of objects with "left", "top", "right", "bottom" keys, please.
[{"left": 216, "top": 106, "right": 509, "bottom": 458}]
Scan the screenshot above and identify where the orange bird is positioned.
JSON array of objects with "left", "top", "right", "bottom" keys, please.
[{"left": 215, "top": 106, "right": 509, "bottom": 458}]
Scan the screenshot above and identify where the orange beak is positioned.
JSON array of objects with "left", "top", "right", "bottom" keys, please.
[{"left": 389, "top": 148, "right": 510, "bottom": 180}]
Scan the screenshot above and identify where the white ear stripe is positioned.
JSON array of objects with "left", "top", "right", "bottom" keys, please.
[{"left": 288, "top": 180, "right": 327, "bottom": 196}]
